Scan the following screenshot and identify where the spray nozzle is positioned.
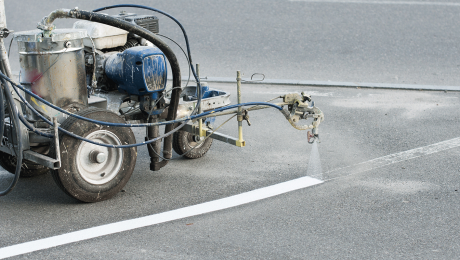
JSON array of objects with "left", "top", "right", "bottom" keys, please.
[{"left": 307, "top": 129, "right": 320, "bottom": 144}]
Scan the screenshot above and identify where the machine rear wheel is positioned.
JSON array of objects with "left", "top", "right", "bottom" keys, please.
[
  {"left": 51, "top": 107, "right": 137, "bottom": 202},
  {"left": 173, "top": 130, "right": 213, "bottom": 159},
  {"left": 0, "top": 146, "right": 50, "bottom": 177}
]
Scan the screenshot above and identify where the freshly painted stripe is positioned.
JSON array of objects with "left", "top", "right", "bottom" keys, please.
[
  {"left": 0, "top": 176, "right": 323, "bottom": 259},
  {"left": 321, "top": 137, "right": 460, "bottom": 180},
  {"left": 289, "top": 0, "right": 460, "bottom": 6}
]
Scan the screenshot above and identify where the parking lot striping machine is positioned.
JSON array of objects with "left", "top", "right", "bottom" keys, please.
[{"left": 0, "top": 2, "right": 324, "bottom": 202}]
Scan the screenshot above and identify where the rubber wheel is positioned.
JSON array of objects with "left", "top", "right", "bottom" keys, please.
[
  {"left": 51, "top": 107, "right": 137, "bottom": 202},
  {"left": 0, "top": 145, "right": 50, "bottom": 177},
  {"left": 173, "top": 130, "right": 213, "bottom": 159}
]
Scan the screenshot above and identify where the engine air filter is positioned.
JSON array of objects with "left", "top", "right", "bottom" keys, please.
[{"left": 125, "top": 15, "right": 159, "bottom": 34}]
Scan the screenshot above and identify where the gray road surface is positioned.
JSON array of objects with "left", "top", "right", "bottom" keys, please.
[
  {"left": 5, "top": 0, "right": 460, "bottom": 85},
  {"left": 1, "top": 1, "right": 460, "bottom": 259}
]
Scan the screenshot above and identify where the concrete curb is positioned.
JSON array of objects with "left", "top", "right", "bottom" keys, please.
[
  {"left": 13, "top": 71, "right": 460, "bottom": 92},
  {"left": 201, "top": 77, "right": 460, "bottom": 92}
]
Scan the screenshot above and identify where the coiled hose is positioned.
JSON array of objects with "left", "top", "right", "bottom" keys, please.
[
  {"left": 0, "top": 78, "right": 22, "bottom": 196},
  {"left": 0, "top": 76, "right": 4, "bottom": 146}
]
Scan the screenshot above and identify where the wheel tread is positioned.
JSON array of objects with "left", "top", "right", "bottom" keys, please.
[
  {"left": 172, "top": 130, "right": 213, "bottom": 159},
  {"left": 50, "top": 107, "right": 136, "bottom": 202}
]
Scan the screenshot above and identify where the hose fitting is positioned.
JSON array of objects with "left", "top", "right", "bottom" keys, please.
[{"left": 37, "top": 9, "right": 72, "bottom": 31}]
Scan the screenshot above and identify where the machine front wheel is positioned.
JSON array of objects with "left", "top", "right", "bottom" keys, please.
[
  {"left": 173, "top": 130, "right": 213, "bottom": 159},
  {"left": 51, "top": 108, "right": 137, "bottom": 202}
]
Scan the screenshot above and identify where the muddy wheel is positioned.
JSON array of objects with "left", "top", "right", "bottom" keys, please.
[
  {"left": 51, "top": 107, "right": 137, "bottom": 202},
  {"left": 173, "top": 130, "right": 213, "bottom": 159},
  {"left": 0, "top": 145, "right": 50, "bottom": 177}
]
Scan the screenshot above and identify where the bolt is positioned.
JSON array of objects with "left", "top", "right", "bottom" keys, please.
[
  {"left": 89, "top": 150, "right": 107, "bottom": 164},
  {"left": 96, "top": 153, "right": 107, "bottom": 163}
]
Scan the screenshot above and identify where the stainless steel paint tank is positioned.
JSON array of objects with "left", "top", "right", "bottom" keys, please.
[{"left": 14, "top": 29, "right": 88, "bottom": 118}]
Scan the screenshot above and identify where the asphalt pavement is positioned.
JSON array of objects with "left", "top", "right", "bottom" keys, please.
[
  {"left": 2, "top": 0, "right": 460, "bottom": 259},
  {"left": 1, "top": 83, "right": 460, "bottom": 259},
  {"left": 5, "top": 0, "right": 460, "bottom": 86}
]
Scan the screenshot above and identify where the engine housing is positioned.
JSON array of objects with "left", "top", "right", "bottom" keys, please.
[{"left": 104, "top": 46, "right": 167, "bottom": 100}]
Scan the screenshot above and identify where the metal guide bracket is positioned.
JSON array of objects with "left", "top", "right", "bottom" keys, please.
[
  {"left": 23, "top": 150, "right": 60, "bottom": 169},
  {"left": 182, "top": 123, "right": 244, "bottom": 147},
  {"left": 0, "top": 140, "right": 61, "bottom": 170}
]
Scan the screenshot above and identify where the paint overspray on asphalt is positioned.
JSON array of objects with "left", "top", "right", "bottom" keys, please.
[{"left": 306, "top": 140, "right": 323, "bottom": 180}]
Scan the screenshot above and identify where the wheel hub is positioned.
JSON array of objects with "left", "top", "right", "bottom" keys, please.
[
  {"left": 76, "top": 130, "right": 123, "bottom": 185},
  {"left": 192, "top": 135, "right": 202, "bottom": 142},
  {"left": 89, "top": 150, "right": 107, "bottom": 164}
]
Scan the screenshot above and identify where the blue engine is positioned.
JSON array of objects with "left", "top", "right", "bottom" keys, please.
[{"left": 105, "top": 46, "right": 167, "bottom": 101}]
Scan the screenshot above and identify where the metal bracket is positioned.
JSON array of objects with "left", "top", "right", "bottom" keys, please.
[
  {"left": 182, "top": 124, "right": 244, "bottom": 147},
  {"left": 235, "top": 139, "right": 246, "bottom": 147},
  {"left": 0, "top": 28, "right": 13, "bottom": 38},
  {"left": 23, "top": 150, "right": 60, "bottom": 169},
  {"left": 242, "top": 110, "right": 251, "bottom": 126},
  {"left": 0, "top": 142, "right": 60, "bottom": 169},
  {"left": 53, "top": 117, "right": 61, "bottom": 169}
]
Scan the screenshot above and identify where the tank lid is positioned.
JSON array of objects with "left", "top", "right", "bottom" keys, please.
[
  {"left": 14, "top": 29, "right": 87, "bottom": 42},
  {"left": 73, "top": 20, "right": 128, "bottom": 39}
]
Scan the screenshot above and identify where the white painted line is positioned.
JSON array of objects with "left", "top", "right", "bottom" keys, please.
[
  {"left": 289, "top": 0, "right": 460, "bottom": 6},
  {"left": 323, "top": 137, "right": 460, "bottom": 180},
  {"left": 0, "top": 176, "right": 323, "bottom": 259},
  {"left": 3, "top": 136, "right": 459, "bottom": 258}
]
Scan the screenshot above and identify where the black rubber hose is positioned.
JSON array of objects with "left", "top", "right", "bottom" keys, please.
[
  {"left": 146, "top": 116, "right": 163, "bottom": 170},
  {"left": 92, "top": 6, "right": 203, "bottom": 159},
  {"left": 18, "top": 113, "right": 53, "bottom": 138},
  {"left": 0, "top": 77, "right": 4, "bottom": 146},
  {"left": 0, "top": 78, "right": 22, "bottom": 196},
  {"left": 74, "top": 10, "right": 182, "bottom": 163}
]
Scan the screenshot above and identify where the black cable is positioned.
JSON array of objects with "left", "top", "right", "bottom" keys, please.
[
  {"left": 0, "top": 78, "right": 23, "bottom": 196},
  {"left": 7, "top": 37, "right": 13, "bottom": 58},
  {"left": 0, "top": 78, "right": 4, "bottom": 146},
  {"left": 3, "top": 72, "right": 282, "bottom": 149},
  {"left": 157, "top": 33, "right": 191, "bottom": 88},
  {"left": 8, "top": 75, "right": 183, "bottom": 148},
  {"left": 76, "top": 10, "right": 185, "bottom": 161},
  {"left": 92, "top": 6, "right": 205, "bottom": 157},
  {"left": 0, "top": 82, "right": 51, "bottom": 138},
  {"left": 18, "top": 113, "right": 53, "bottom": 138},
  {"left": 92, "top": 5, "right": 200, "bottom": 86},
  {"left": 148, "top": 114, "right": 237, "bottom": 161},
  {"left": 0, "top": 73, "right": 282, "bottom": 127}
]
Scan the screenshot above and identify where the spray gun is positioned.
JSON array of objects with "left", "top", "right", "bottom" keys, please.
[{"left": 277, "top": 91, "right": 324, "bottom": 145}]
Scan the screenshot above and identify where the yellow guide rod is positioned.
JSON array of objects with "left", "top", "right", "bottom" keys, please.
[
  {"left": 197, "top": 64, "right": 204, "bottom": 137},
  {"left": 236, "top": 71, "right": 245, "bottom": 147}
]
